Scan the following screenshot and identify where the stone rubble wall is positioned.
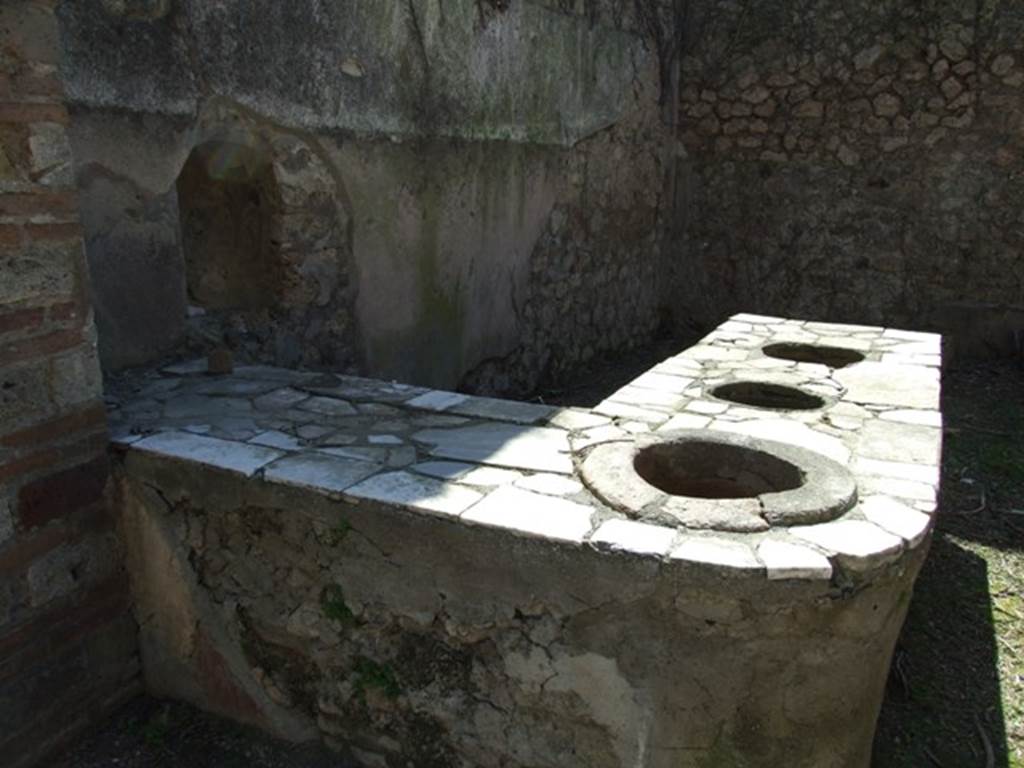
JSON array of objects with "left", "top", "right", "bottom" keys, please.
[
  {"left": 670, "top": 0, "right": 1024, "bottom": 357},
  {"left": 57, "top": 0, "right": 673, "bottom": 391},
  {"left": 0, "top": 2, "right": 140, "bottom": 766}
]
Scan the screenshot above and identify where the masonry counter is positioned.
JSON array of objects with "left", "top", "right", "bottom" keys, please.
[{"left": 108, "top": 314, "right": 942, "bottom": 768}]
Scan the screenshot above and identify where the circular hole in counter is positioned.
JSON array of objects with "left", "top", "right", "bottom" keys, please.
[
  {"left": 634, "top": 440, "right": 804, "bottom": 499},
  {"left": 710, "top": 382, "right": 825, "bottom": 411},
  {"left": 762, "top": 342, "right": 866, "bottom": 368}
]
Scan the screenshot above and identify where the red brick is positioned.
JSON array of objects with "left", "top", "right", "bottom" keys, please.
[
  {"left": 1, "top": 327, "right": 83, "bottom": 364},
  {"left": 0, "top": 448, "right": 61, "bottom": 485},
  {"left": 0, "top": 191, "right": 78, "bottom": 218},
  {"left": 0, "top": 524, "right": 70, "bottom": 583},
  {"left": 0, "top": 103, "right": 67, "bottom": 125},
  {"left": 12, "top": 73, "right": 63, "bottom": 100},
  {"left": 0, "top": 307, "right": 44, "bottom": 335},
  {"left": 22, "top": 222, "right": 82, "bottom": 242},
  {"left": 0, "top": 225, "right": 22, "bottom": 248},
  {"left": 47, "top": 300, "right": 81, "bottom": 325},
  {"left": 0, "top": 501, "right": 110, "bottom": 579},
  {"left": 0, "top": 404, "right": 106, "bottom": 449},
  {"left": 74, "top": 502, "right": 115, "bottom": 537},
  {"left": 0, "top": 571, "right": 127, "bottom": 653},
  {"left": 0, "top": 577, "right": 130, "bottom": 683},
  {"left": 0, "top": 432, "right": 108, "bottom": 484},
  {"left": 17, "top": 455, "right": 109, "bottom": 530},
  {"left": 48, "top": 577, "right": 132, "bottom": 652}
]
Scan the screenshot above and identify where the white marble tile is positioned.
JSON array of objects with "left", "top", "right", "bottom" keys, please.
[
  {"left": 449, "top": 396, "right": 556, "bottom": 425},
  {"left": 515, "top": 473, "right": 583, "bottom": 496},
  {"left": 406, "top": 390, "right": 470, "bottom": 412},
  {"left": 671, "top": 537, "right": 762, "bottom": 570},
  {"left": 684, "top": 400, "right": 729, "bottom": 415},
  {"left": 592, "top": 400, "right": 670, "bottom": 423},
  {"left": 859, "top": 496, "right": 933, "bottom": 547},
  {"left": 410, "top": 461, "right": 475, "bottom": 480},
  {"left": 790, "top": 520, "right": 903, "bottom": 569},
  {"left": 462, "top": 486, "right": 593, "bottom": 543},
  {"left": 591, "top": 519, "right": 676, "bottom": 556},
  {"left": 162, "top": 358, "right": 208, "bottom": 375},
  {"left": 253, "top": 388, "right": 310, "bottom": 411},
  {"left": 608, "top": 386, "right": 686, "bottom": 410},
  {"left": 264, "top": 453, "right": 381, "bottom": 493},
  {"left": 250, "top": 430, "right": 303, "bottom": 451},
  {"left": 298, "top": 396, "right": 358, "bottom": 416},
  {"left": 547, "top": 409, "right": 612, "bottom": 431},
  {"left": 715, "top": 419, "right": 851, "bottom": 464},
  {"left": 133, "top": 431, "right": 283, "bottom": 476},
  {"left": 878, "top": 409, "right": 942, "bottom": 428},
  {"left": 458, "top": 466, "right": 523, "bottom": 487},
  {"left": 570, "top": 424, "right": 628, "bottom": 450},
  {"left": 852, "top": 457, "right": 939, "bottom": 486},
  {"left": 413, "top": 423, "right": 573, "bottom": 474},
  {"left": 346, "top": 471, "right": 482, "bottom": 516},
  {"left": 835, "top": 362, "right": 940, "bottom": 409},
  {"left": 368, "top": 434, "right": 404, "bottom": 445},
  {"left": 757, "top": 539, "right": 833, "bottom": 580},
  {"left": 657, "top": 413, "right": 713, "bottom": 432}
]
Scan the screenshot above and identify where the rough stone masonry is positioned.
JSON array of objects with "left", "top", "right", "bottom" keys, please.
[{"left": 671, "top": 0, "right": 1024, "bottom": 359}]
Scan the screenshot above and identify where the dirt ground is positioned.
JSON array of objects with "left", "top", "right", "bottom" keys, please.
[{"left": 50, "top": 345, "right": 1023, "bottom": 768}]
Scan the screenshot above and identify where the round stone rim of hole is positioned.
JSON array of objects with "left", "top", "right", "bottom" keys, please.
[
  {"left": 709, "top": 381, "right": 827, "bottom": 412},
  {"left": 761, "top": 342, "right": 867, "bottom": 369},
  {"left": 580, "top": 429, "right": 857, "bottom": 533}
]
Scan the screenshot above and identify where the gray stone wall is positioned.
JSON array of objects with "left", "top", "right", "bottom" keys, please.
[
  {"left": 669, "top": 0, "right": 1024, "bottom": 358},
  {"left": 57, "top": 0, "right": 673, "bottom": 389}
]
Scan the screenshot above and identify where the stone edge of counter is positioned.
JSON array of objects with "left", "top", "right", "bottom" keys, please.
[{"left": 111, "top": 312, "right": 942, "bottom": 585}]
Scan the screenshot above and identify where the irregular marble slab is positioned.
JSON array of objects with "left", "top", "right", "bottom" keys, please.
[
  {"left": 346, "top": 471, "right": 482, "bottom": 517},
  {"left": 298, "top": 396, "right": 358, "bottom": 417},
  {"left": 591, "top": 519, "right": 676, "bottom": 556},
  {"left": 249, "top": 430, "right": 303, "bottom": 451},
  {"left": 406, "top": 390, "right": 470, "bottom": 412},
  {"left": 462, "top": 486, "right": 593, "bottom": 543},
  {"left": 835, "top": 362, "right": 939, "bottom": 409},
  {"left": 264, "top": 453, "right": 382, "bottom": 494},
  {"left": 449, "top": 395, "right": 556, "bottom": 425},
  {"left": 133, "top": 431, "right": 283, "bottom": 476},
  {"left": 757, "top": 539, "right": 833, "bottom": 581},
  {"left": 515, "top": 473, "right": 584, "bottom": 496},
  {"left": 671, "top": 537, "right": 762, "bottom": 572},
  {"left": 412, "top": 423, "right": 573, "bottom": 474}
]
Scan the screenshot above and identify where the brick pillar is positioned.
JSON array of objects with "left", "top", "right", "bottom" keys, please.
[{"left": 0, "top": 2, "right": 140, "bottom": 766}]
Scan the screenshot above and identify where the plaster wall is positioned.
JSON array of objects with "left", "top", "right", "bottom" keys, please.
[{"left": 57, "top": 0, "right": 671, "bottom": 389}]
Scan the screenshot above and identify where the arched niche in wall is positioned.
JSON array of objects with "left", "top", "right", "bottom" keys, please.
[
  {"left": 177, "top": 140, "right": 278, "bottom": 312},
  {"left": 173, "top": 131, "right": 356, "bottom": 370}
]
